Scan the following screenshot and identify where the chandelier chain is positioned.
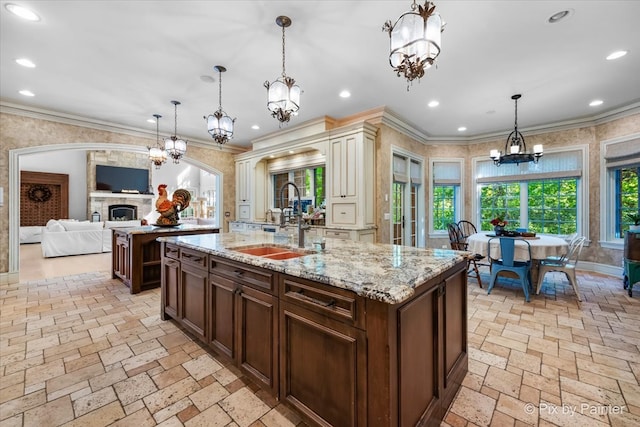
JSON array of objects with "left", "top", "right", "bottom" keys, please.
[
  {"left": 218, "top": 70, "right": 223, "bottom": 110},
  {"left": 514, "top": 97, "right": 518, "bottom": 131},
  {"left": 173, "top": 103, "right": 178, "bottom": 136},
  {"left": 281, "top": 24, "right": 286, "bottom": 77}
]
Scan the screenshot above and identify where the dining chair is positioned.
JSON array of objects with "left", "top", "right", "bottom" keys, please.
[
  {"left": 457, "top": 220, "right": 487, "bottom": 288},
  {"left": 487, "top": 237, "right": 533, "bottom": 302},
  {"left": 624, "top": 259, "right": 640, "bottom": 297},
  {"left": 536, "top": 236, "right": 586, "bottom": 301},
  {"left": 447, "top": 223, "right": 484, "bottom": 288}
]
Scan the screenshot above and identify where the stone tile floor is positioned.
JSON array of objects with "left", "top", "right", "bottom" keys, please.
[{"left": 1, "top": 268, "right": 638, "bottom": 426}]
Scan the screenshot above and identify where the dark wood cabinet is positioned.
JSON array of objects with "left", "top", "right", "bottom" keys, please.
[
  {"left": 161, "top": 242, "right": 467, "bottom": 427},
  {"left": 112, "top": 226, "right": 218, "bottom": 294}
]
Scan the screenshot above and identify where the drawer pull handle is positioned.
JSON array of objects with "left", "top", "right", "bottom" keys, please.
[
  {"left": 296, "top": 289, "right": 336, "bottom": 308},
  {"left": 340, "top": 212, "right": 346, "bottom": 215},
  {"left": 234, "top": 270, "right": 244, "bottom": 276}
]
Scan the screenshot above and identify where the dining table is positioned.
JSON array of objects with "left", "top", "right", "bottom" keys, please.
[{"left": 466, "top": 232, "right": 569, "bottom": 284}]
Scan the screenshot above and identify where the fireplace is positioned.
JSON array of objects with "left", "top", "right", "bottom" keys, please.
[{"left": 109, "top": 204, "right": 137, "bottom": 221}]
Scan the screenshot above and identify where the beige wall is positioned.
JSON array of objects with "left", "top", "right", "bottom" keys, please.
[{"left": 0, "top": 112, "right": 237, "bottom": 274}]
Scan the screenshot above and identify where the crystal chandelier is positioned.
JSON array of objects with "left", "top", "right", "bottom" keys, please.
[
  {"left": 205, "top": 65, "right": 235, "bottom": 147},
  {"left": 490, "top": 94, "right": 543, "bottom": 166},
  {"left": 148, "top": 114, "right": 167, "bottom": 169},
  {"left": 164, "top": 100, "right": 187, "bottom": 164},
  {"left": 383, "top": 1, "right": 444, "bottom": 88},
  {"left": 264, "top": 15, "right": 301, "bottom": 124}
]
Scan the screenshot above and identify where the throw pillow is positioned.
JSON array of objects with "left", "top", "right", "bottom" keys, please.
[
  {"left": 46, "top": 219, "right": 65, "bottom": 232},
  {"left": 62, "top": 221, "right": 103, "bottom": 231}
]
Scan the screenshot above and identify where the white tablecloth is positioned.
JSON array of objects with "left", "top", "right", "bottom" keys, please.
[{"left": 467, "top": 233, "right": 569, "bottom": 262}]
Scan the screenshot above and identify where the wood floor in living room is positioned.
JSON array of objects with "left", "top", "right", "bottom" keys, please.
[{"left": 5, "top": 244, "right": 640, "bottom": 426}]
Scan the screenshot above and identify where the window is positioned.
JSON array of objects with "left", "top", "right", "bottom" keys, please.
[
  {"left": 272, "top": 166, "right": 325, "bottom": 209},
  {"left": 475, "top": 148, "right": 586, "bottom": 236},
  {"left": 392, "top": 151, "right": 424, "bottom": 246},
  {"left": 430, "top": 160, "right": 462, "bottom": 233},
  {"left": 601, "top": 134, "right": 640, "bottom": 245}
]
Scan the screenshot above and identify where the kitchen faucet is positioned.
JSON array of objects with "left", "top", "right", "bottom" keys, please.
[{"left": 279, "top": 181, "right": 310, "bottom": 248}]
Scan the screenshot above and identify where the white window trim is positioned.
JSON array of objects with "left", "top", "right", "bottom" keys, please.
[
  {"left": 428, "top": 157, "right": 464, "bottom": 239},
  {"left": 471, "top": 145, "right": 589, "bottom": 239},
  {"left": 599, "top": 132, "right": 640, "bottom": 249},
  {"left": 391, "top": 145, "right": 426, "bottom": 247}
]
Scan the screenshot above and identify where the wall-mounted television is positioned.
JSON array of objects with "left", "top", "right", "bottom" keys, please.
[{"left": 96, "top": 165, "right": 150, "bottom": 193}]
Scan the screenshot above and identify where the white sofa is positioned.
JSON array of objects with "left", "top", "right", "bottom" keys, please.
[
  {"left": 20, "top": 226, "right": 44, "bottom": 244},
  {"left": 41, "top": 219, "right": 142, "bottom": 258}
]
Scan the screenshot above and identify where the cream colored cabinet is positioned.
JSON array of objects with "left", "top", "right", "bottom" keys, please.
[
  {"left": 236, "top": 160, "right": 252, "bottom": 221},
  {"left": 327, "top": 124, "right": 376, "bottom": 229}
]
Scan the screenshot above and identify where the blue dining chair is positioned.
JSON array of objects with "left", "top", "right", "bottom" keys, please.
[{"left": 487, "top": 237, "right": 533, "bottom": 302}]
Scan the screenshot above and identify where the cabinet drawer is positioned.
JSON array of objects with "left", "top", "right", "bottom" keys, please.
[
  {"left": 209, "top": 256, "right": 275, "bottom": 294},
  {"left": 331, "top": 203, "right": 356, "bottom": 225},
  {"left": 280, "top": 275, "right": 365, "bottom": 329},
  {"left": 324, "top": 229, "right": 352, "bottom": 240},
  {"left": 229, "top": 222, "right": 246, "bottom": 233},
  {"left": 246, "top": 223, "right": 263, "bottom": 231},
  {"left": 180, "top": 247, "right": 208, "bottom": 270},
  {"left": 238, "top": 204, "right": 251, "bottom": 220},
  {"left": 164, "top": 243, "right": 180, "bottom": 260}
]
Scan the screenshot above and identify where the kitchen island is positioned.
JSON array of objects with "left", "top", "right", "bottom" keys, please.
[
  {"left": 111, "top": 224, "right": 219, "bottom": 294},
  {"left": 159, "top": 231, "right": 468, "bottom": 427}
]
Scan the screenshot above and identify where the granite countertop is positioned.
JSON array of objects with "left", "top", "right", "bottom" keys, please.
[
  {"left": 158, "top": 231, "right": 466, "bottom": 304},
  {"left": 111, "top": 224, "right": 219, "bottom": 235}
]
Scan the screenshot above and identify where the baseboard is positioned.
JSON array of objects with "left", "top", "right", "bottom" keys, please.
[
  {"left": 577, "top": 261, "right": 623, "bottom": 277},
  {"left": 0, "top": 271, "right": 20, "bottom": 285}
]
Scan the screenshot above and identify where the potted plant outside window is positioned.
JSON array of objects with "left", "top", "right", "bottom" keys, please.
[{"left": 627, "top": 212, "right": 640, "bottom": 232}]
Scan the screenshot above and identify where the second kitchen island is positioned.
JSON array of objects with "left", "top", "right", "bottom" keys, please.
[{"left": 159, "top": 232, "right": 468, "bottom": 427}]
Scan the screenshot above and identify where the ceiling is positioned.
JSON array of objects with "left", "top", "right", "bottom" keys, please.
[{"left": 2, "top": 1, "right": 639, "bottom": 150}]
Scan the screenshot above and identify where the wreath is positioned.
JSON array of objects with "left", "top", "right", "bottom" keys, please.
[{"left": 27, "top": 184, "right": 52, "bottom": 203}]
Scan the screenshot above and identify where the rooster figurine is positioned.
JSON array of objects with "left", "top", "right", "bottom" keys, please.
[{"left": 155, "top": 184, "right": 191, "bottom": 225}]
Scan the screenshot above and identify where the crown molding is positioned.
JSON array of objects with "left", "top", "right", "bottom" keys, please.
[{"left": 0, "top": 101, "right": 246, "bottom": 154}]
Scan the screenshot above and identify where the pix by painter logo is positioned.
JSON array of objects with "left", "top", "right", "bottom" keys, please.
[{"left": 525, "top": 402, "right": 627, "bottom": 416}]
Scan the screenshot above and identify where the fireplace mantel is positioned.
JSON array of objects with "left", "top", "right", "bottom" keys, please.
[{"left": 89, "top": 192, "right": 154, "bottom": 200}]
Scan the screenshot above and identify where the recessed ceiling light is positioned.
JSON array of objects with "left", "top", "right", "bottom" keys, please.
[
  {"left": 427, "top": 100, "right": 439, "bottom": 108},
  {"left": 16, "top": 58, "right": 35, "bottom": 68},
  {"left": 199, "top": 75, "right": 215, "bottom": 83},
  {"left": 289, "top": 150, "right": 294, "bottom": 154},
  {"left": 589, "top": 100, "right": 603, "bottom": 107},
  {"left": 5, "top": 3, "right": 40, "bottom": 21},
  {"left": 269, "top": 154, "right": 275, "bottom": 158},
  {"left": 548, "top": 9, "right": 572, "bottom": 24},
  {"left": 457, "top": 126, "right": 467, "bottom": 132},
  {"left": 606, "top": 50, "right": 628, "bottom": 60},
  {"left": 251, "top": 125, "right": 260, "bottom": 130},
  {"left": 339, "top": 90, "right": 351, "bottom": 98},
  {"left": 19, "top": 89, "right": 35, "bottom": 97},
  {"left": 147, "top": 118, "right": 156, "bottom": 123}
]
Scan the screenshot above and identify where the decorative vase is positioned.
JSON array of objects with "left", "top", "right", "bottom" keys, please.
[{"left": 494, "top": 225, "right": 505, "bottom": 236}]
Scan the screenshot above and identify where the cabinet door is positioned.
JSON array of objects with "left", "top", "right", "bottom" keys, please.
[
  {"left": 330, "top": 136, "right": 358, "bottom": 199},
  {"left": 209, "top": 274, "right": 236, "bottom": 359},
  {"left": 162, "top": 258, "right": 180, "bottom": 319},
  {"left": 180, "top": 263, "right": 208, "bottom": 342},
  {"left": 441, "top": 267, "right": 468, "bottom": 409},
  {"left": 280, "top": 301, "right": 367, "bottom": 427},
  {"left": 397, "top": 284, "right": 440, "bottom": 426},
  {"left": 237, "top": 160, "right": 251, "bottom": 203},
  {"left": 237, "top": 285, "right": 278, "bottom": 394}
]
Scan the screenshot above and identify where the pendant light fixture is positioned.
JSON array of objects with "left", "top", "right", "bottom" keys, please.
[
  {"left": 490, "top": 94, "right": 543, "bottom": 166},
  {"left": 264, "top": 15, "right": 301, "bottom": 124},
  {"left": 205, "top": 65, "right": 235, "bottom": 147},
  {"left": 383, "top": 1, "right": 444, "bottom": 89},
  {"left": 164, "top": 100, "right": 187, "bottom": 164},
  {"left": 148, "top": 114, "right": 167, "bottom": 169}
]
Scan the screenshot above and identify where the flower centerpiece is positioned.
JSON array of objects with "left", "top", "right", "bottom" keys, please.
[{"left": 490, "top": 215, "right": 508, "bottom": 235}]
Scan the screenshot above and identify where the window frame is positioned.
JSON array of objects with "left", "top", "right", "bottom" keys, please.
[
  {"left": 429, "top": 158, "right": 464, "bottom": 238},
  {"left": 472, "top": 145, "right": 589, "bottom": 239},
  {"left": 600, "top": 133, "right": 640, "bottom": 249}
]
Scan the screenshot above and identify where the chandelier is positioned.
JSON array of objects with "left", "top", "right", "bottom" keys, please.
[
  {"left": 205, "top": 65, "right": 235, "bottom": 147},
  {"left": 164, "top": 100, "right": 187, "bottom": 164},
  {"left": 383, "top": 0, "right": 444, "bottom": 88},
  {"left": 490, "top": 94, "right": 543, "bottom": 166},
  {"left": 264, "top": 15, "right": 301, "bottom": 124},
  {"left": 148, "top": 114, "right": 167, "bottom": 169}
]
